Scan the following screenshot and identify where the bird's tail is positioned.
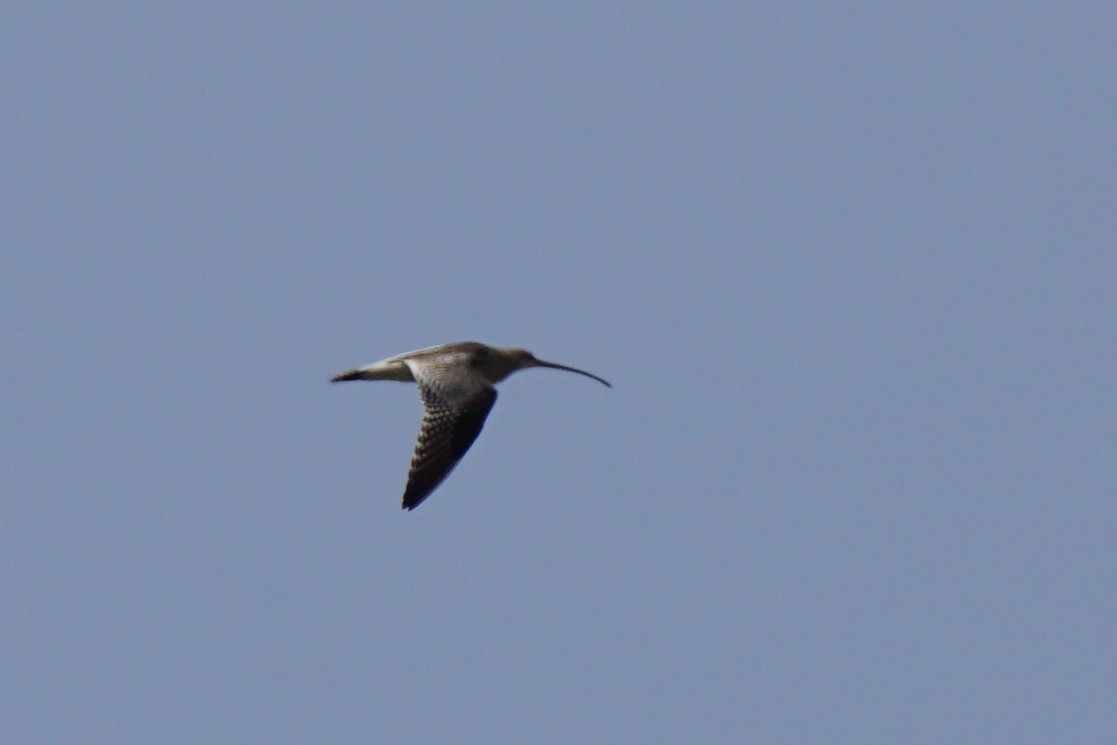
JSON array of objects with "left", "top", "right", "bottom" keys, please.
[
  {"left": 330, "top": 360, "right": 415, "bottom": 383},
  {"left": 330, "top": 369, "right": 369, "bottom": 382}
]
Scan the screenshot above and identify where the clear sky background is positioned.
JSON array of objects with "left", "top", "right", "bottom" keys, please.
[{"left": 3, "top": 4, "right": 1115, "bottom": 743}]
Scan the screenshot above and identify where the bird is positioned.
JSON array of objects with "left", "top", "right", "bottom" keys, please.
[{"left": 331, "top": 341, "right": 611, "bottom": 510}]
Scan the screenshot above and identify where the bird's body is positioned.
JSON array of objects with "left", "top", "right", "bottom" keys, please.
[{"left": 331, "top": 341, "right": 610, "bottom": 510}]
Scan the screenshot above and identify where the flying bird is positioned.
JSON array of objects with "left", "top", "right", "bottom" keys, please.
[{"left": 331, "top": 341, "right": 610, "bottom": 510}]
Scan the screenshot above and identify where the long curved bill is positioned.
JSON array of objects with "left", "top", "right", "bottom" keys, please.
[{"left": 532, "top": 358, "right": 612, "bottom": 387}]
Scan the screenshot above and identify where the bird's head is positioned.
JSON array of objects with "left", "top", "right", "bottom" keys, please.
[{"left": 494, "top": 347, "right": 612, "bottom": 387}]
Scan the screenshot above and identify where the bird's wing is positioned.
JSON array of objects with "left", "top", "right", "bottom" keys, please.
[{"left": 401, "top": 359, "right": 498, "bottom": 510}]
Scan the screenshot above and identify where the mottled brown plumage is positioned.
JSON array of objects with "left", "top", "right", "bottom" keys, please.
[{"left": 331, "top": 341, "right": 610, "bottom": 510}]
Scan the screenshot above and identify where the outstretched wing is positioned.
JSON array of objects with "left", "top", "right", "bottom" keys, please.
[{"left": 402, "top": 359, "right": 498, "bottom": 510}]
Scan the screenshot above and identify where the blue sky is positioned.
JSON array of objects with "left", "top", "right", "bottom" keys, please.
[{"left": 4, "top": 4, "right": 1115, "bottom": 743}]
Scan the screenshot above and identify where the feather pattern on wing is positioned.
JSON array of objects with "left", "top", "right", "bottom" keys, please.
[{"left": 401, "top": 356, "right": 498, "bottom": 510}]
